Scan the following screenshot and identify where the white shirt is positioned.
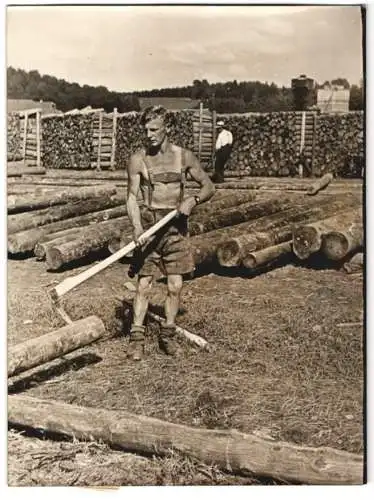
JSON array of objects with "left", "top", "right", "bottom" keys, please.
[{"left": 216, "top": 129, "right": 233, "bottom": 150}]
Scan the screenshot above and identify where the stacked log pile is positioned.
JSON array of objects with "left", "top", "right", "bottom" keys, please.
[
  {"left": 42, "top": 113, "right": 95, "bottom": 169},
  {"left": 7, "top": 113, "right": 22, "bottom": 161},
  {"left": 7, "top": 166, "right": 363, "bottom": 275}
]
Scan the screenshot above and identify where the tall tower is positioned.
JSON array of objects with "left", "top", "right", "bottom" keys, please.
[{"left": 291, "top": 74, "right": 315, "bottom": 111}]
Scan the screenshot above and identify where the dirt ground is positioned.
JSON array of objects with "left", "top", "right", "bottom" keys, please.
[{"left": 7, "top": 244, "right": 364, "bottom": 486}]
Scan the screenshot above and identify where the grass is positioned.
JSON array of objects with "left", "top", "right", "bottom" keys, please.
[{"left": 7, "top": 252, "right": 364, "bottom": 485}]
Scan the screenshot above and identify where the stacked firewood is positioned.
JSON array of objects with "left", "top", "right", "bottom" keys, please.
[
  {"left": 313, "top": 112, "right": 364, "bottom": 178},
  {"left": 42, "top": 114, "right": 95, "bottom": 169},
  {"left": 7, "top": 114, "right": 22, "bottom": 161},
  {"left": 219, "top": 112, "right": 300, "bottom": 176}
]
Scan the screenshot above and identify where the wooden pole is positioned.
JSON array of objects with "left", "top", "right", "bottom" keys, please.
[
  {"left": 299, "top": 111, "right": 306, "bottom": 177},
  {"left": 36, "top": 110, "right": 41, "bottom": 168},
  {"left": 97, "top": 110, "right": 103, "bottom": 171},
  {"left": 198, "top": 101, "right": 203, "bottom": 163},
  {"left": 8, "top": 395, "right": 364, "bottom": 484},
  {"left": 311, "top": 112, "right": 317, "bottom": 177},
  {"left": 22, "top": 114, "right": 28, "bottom": 161},
  {"left": 8, "top": 316, "right": 105, "bottom": 377},
  {"left": 110, "top": 108, "right": 118, "bottom": 171},
  {"left": 211, "top": 109, "right": 217, "bottom": 170}
]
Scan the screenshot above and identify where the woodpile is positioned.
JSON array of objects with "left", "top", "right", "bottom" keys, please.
[{"left": 7, "top": 165, "right": 363, "bottom": 275}]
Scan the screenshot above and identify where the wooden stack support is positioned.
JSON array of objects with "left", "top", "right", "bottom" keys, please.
[
  {"left": 8, "top": 316, "right": 106, "bottom": 377},
  {"left": 91, "top": 109, "right": 117, "bottom": 170},
  {"left": 193, "top": 105, "right": 213, "bottom": 168}
]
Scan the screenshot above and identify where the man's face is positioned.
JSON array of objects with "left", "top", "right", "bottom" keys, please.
[{"left": 145, "top": 117, "right": 167, "bottom": 148}]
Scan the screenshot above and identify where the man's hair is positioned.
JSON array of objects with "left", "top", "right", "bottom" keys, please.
[{"left": 141, "top": 105, "right": 168, "bottom": 126}]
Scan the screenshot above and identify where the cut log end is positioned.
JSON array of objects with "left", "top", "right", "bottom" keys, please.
[
  {"left": 216, "top": 240, "right": 242, "bottom": 267},
  {"left": 293, "top": 226, "right": 320, "bottom": 260},
  {"left": 321, "top": 232, "right": 349, "bottom": 261},
  {"left": 46, "top": 247, "right": 63, "bottom": 271}
]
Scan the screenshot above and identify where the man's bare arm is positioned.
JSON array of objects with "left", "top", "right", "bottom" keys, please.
[
  {"left": 126, "top": 155, "right": 143, "bottom": 235},
  {"left": 185, "top": 150, "right": 215, "bottom": 203}
]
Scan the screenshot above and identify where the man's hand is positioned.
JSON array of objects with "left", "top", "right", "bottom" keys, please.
[
  {"left": 133, "top": 226, "right": 147, "bottom": 246},
  {"left": 178, "top": 196, "right": 197, "bottom": 217}
]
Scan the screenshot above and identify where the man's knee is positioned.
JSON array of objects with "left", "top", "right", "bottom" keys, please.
[
  {"left": 167, "top": 274, "right": 183, "bottom": 296},
  {"left": 137, "top": 275, "right": 153, "bottom": 298}
]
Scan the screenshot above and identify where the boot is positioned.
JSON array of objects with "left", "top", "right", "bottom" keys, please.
[
  {"left": 127, "top": 325, "right": 146, "bottom": 361},
  {"left": 159, "top": 324, "right": 179, "bottom": 356}
]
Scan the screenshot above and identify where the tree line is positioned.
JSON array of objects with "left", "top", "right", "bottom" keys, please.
[{"left": 7, "top": 67, "right": 363, "bottom": 114}]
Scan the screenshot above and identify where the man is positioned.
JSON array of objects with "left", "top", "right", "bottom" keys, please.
[
  {"left": 126, "top": 105, "right": 215, "bottom": 361},
  {"left": 212, "top": 120, "right": 233, "bottom": 183}
]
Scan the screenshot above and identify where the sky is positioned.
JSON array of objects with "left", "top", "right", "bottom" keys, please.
[{"left": 6, "top": 4, "right": 363, "bottom": 92}]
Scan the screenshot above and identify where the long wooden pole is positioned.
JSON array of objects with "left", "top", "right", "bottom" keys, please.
[
  {"left": 36, "top": 110, "right": 41, "bottom": 168},
  {"left": 22, "top": 114, "right": 28, "bottom": 161},
  {"left": 50, "top": 209, "right": 178, "bottom": 301},
  {"left": 8, "top": 395, "right": 363, "bottom": 484},
  {"left": 96, "top": 110, "right": 103, "bottom": 171},
  {"left": 110, "top": 107, "right": 118, "bottom": 171},
  {"left": 198, "top": 101, "right": 203, "bottom": 163}
]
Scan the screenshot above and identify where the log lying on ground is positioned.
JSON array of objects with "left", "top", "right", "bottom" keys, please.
[
  {"left": 189, "top": 195, "right": 296, "bottom": 236},
  {"left": 8, "top": 395, "right": 363, "bottom": 484},
  {"left": 321, "top": 223, "right": 363, "bottom": 261},
  {"left": 243, "top": 241, "right": 293, "bottom": 269},
  {"left": 7, "top": 165, "right": 46, "bottom": 177},
  {"left": 7, "top": 185, "right": 117, "bottom": 214},
  {"left": 20, "top": 176, "right": 126, "bottom": 188},
  {"left": 8, "top": 195, "right": 124, "bottom": 235},
  {"left": 34, "top": 228, "right": 85, "bottom": 260},
  {"left": 216, "top": 194, "right": 362, "bottom": 267},
  {"left": 8, "top": 316, "right": 105, "bottom": 377},
  {"left": 342, "top": 252, "right": 364, "bottom": 274},
  {"left": 293, "top": 208, "right": 362, "bottom": 260},
  {"left": 8, "top": 205, "right": 129, "bottom": 254},
  {"left": 45, "top": 218, "right": 132, "bottom": 270},
  {"left": 192, "top": 191, "right": 256, "bottom": 219},
  {"left": 46, "top": 169, "right": 127, "bottom": 180},
  {"left": 307, "top": 173, "right": 334, "bottom": 196}
]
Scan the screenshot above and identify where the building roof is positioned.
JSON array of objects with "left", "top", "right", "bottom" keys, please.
[
  {"left": 138, "top": 97, "right": 200, "bottom": 111},
  {"left": 7, "top": 99, "right": 61, "bottom": 115}
]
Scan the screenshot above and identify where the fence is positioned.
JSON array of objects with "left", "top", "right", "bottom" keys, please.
[{"left": 7, "top": 107, "right": 364, "bottom": 178}]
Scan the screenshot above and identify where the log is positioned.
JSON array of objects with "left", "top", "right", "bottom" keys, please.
[
  {"left": 7, "top": 185, "right": 117, "bottom": 214},
  {"left": 7, "top": 165, "right": 46, "bottom": 177},
  {"left": 189, "top": 195, "right": 296, "bottom": 236},
  {"left": 192, "top": 191, "right": 256, "bottom": 219},
  {"left": 45, "top": 218, "right": 132, "bottom": 270},
  {"left": 34, "top": 228, "right": 85, "bottom": 260},
  {"left": 8, "top": 395, "right": 363, "bottom": 484},
  {"left": 321, "top": 223, "right": 363, "bottom": 261},
  {"left": 8, "top": 205, "right": 128, "bottom": 254},
  {"left": 307, "top": 173, "right": 334, "bottom": 195},
  {"left": 8, "top": 316, "right": 105, "bottom": 377},
  {"left": 293, "top": 208, "right": 362, "bottom": 260},
  {"left": 216, "top": 193, "right": 362, "bottom": 267},
  {"left": 243, "top": 241, "right": 292, "bottom": 269},
  {"left": 8, "top": 195, "right": 124, "bottom": 235},
  {"left": 342, "top": 252, "right": 364, "bottom": 274},
  {"left": 46, "top": 169, "right": 127, "bottom": 180}
]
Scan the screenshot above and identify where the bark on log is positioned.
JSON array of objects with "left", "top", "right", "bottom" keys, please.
[
  {"left": 7, "top": 185, "right": 117, "bottom": 214},
  {"left": 7, "top": 395, "right": 363, "bottom": 485},
  {"left": 7, "top": 166, "right": 46, "bottom": 177},
  {"left": 189, "top": 196, "right": 296, "bottom": 236},
  {"left": 8, "top": 205, "right": 128, "bottom": 254},
  {"left": 293, "top": 208, "right": 362, "bottom": 260},
  {"left": 8, "top": 195, "right": 124, "bottom": 235},
  {"left": 8, "top": 316, "right": 105, "bottom": 377},
  {"left": 243, "top": 241, "right": 292, "bottom": 269},
  {"left": 216, "top": 193, "right": 362, "bottom": 267},
  {"left": 45, "top": 218, "right": 132, "bottom": 270},
  {"left": 34, "top": 228, "right": 85, "bottom": 260},
  {"left": 192, "top": 191, "right": 256, "bottom": 219},
  {"left": 46, "top": 169, "right": 127, "bottom": 180},
  {"left": 321, "top": 223, "right": 363, "bottom": 261},
  {"left": 307, "top": 173, "right": 334, "bottom": 195},
  {"left": 342, "top": 252, "right": 364, "bottom": 274}
]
